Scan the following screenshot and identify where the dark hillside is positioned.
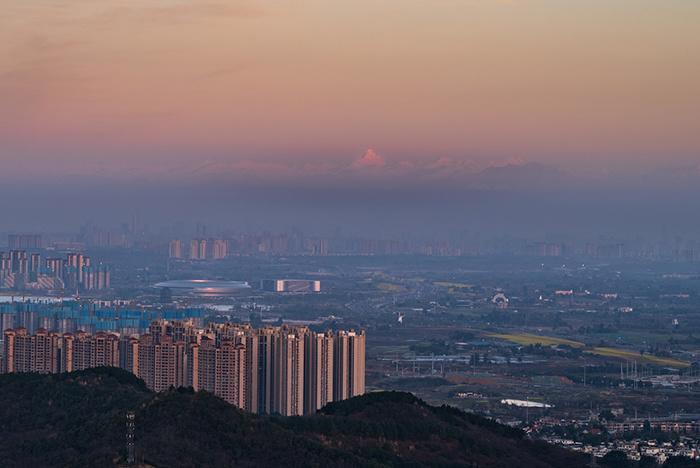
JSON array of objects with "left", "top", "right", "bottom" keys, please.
[{"left": 0, "top": 368, "right": 589, "bottom": 467}]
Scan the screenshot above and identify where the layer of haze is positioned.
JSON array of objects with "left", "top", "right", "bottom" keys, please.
[{"left": 1, "top": 1, "right": 699, "bottom": 235}]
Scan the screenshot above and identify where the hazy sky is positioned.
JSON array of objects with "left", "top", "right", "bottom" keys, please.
[{"left": 1, "top": 0, "right": 699, "bottom": 184}]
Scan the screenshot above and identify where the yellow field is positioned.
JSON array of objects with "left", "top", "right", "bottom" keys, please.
[
  {"left": 487, "top": 333, "right": 584, "bottom": 348},
  {"left": 590, "top": 347, "right": 690, "bottom": 368},
  {"left": 376, "top": 282, "right": 405, "bottom": 292},
  {"left": 487, "top": 333, "right": 690, "bottom": 368},
  {"left": 434, "top": 281, "right": 473, "bottom": 289}
]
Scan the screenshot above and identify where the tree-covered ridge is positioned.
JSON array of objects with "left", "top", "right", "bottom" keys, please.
[{"left": 0, "top": 368, "right": 586, "bottom": 467}]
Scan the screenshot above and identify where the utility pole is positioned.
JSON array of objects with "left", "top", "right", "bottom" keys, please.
[
  {"left": 126, "top": 411, "right": 135, "bottom": 465},
  {"left": 526, "top": 396, "right": 529, "bottom": 425}
]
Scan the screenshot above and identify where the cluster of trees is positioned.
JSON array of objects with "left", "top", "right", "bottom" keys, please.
[
  {"left": 599, "top": 450, "right": 700, "bottom": 468},
  {"left": 0, "top": 368, "right": 589, "bottom": 467}
]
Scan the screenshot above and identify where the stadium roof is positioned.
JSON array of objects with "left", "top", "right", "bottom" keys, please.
[{"left": 154, "top": 279, "right": 251, "bottom": 295}]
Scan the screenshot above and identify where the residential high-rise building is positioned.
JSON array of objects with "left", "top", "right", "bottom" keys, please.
[
  {"left": 61, "top": 331, "right": 120, "bottom": 372},
  {"left": 29, "top": 253, "right": 41, "bottom": 275},
  {"left": 17, "top": 311, "right": 38, "bottom": 335},
  {"left": 119, "top": 337, "right": 140, "bottom": 375},
  {"left": 2, "top": 322, "right": 365, "bottom": 415},
  {"left": 7, "top": 234, "right": 42, "bottom": 250},
  {"left": 1, "top": 251, "right": 109, "bottom": 292},
  {"left": 195, "top": 335, "right": 218, "bottom": 393},
  {"left": 273, "top": 327, "right": 306, "bottom": 416},
  {"left": 304, "top": 331, "right": 334, "bottom": 413},
  {"left": 4, "top": 328, "right": 60, "bottom": 374},
  {"left": 136, "top": 333, "right": 187, "bottom": 392},
  {"left": 208, "top": 322, "right": 259, "bottom": 412},
  {"left": 169, "top": 240, "right": 183, "bottom": 259},
  {"left": 243, "top": 330, "right": 259, "bottom": 413},
  {"left": 334, "top": 330, "right": 366, "bottom": 401},
  {"left": 10, "top": 250, "right": 28, "bottom": 275},
  {"left": 256, "top": 327, "right": 277, "bottom": 414},
  {"left": 81, "top": 264, "right": 111, "bottom": 291},
  {"left": 215, "top": 340, "right": 246, "bottom": 408},
  {"left": 189, "top": 239, "right": 207, "bottom": 260},
  {"left": 261, "top": 279, "right": 321, "bottom": 293},
  {"left": 0, "top": 312, "right": 15, "bottom": 333},
  {"left": 44, "top": 258, "right": 65, "bottom": 279},
  {"left": 211, "top": 239, "right": 229, "bottom": 260},
  {"left": 3, "top": 328, "right": 29, "bottom": 373},
  {"left": 66, "top": 253, "right": 89, "bottom": 286},
  {"left": 0, "top": 252, "right": 11, "bottom": 274}
]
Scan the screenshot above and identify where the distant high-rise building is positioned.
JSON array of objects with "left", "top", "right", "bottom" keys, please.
[
  {"left": 189, "top": 239, "right": 207, "bottom": 260},
  {"left": 17, "top": 310, "right": 38, "bottom": 335},
  {"left": 8, "top": 234, "right": 42, "bottom": 250},
  {"left": 44, "top": 258, "right": 65, "bottom": 279},
  {"left": 0, "top": 252, "right": 11, "bottom": 274},
  {"left": 211, "top": 239, "right": 229, "bottom": 260},
  {"left": 261, "top": 279, "right": 321, "bottom": 293},
  {"left": 306, "top": 238, "right": 329, "bottom": 256},
  {"left": 169, "top": 240, "right": 183, "bottom": 259},
  {"left": 0, "top": 252, "right": 108, "bottom": 292},
  {"left": 29, "top": 253, "right": 41, "bottom": 273},
  {"left": 65, "top": 253, "right": 89, "bottom": 287},
  {"left": 81, "top": 264, "right": 111, "bottom": 291},
  {"left": 0, "top": 312, "right": 15, "bottom": 333},
  {"left": 9, "top": 250, "right": 28, "bottom": 275}
]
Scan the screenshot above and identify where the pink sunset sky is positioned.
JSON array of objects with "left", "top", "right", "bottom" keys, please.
[{"left": 1, "top": 0, "right": 699, "bottom": 183}]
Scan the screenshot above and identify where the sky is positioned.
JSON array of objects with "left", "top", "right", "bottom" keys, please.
[
  {"left": 1, "top": 0, "right": 699, "bottom": 186},
  {"left": 1, "top": 1, "right": 699, "bottom": 236}
]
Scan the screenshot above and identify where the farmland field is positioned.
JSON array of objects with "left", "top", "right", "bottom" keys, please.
[{"left": 487, "top": 333, "right": 584, "bottom": 348}]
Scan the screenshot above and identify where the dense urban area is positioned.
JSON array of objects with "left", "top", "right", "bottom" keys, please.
[{"left": 0, "top": 227, "right": 699, "bottom": 466}]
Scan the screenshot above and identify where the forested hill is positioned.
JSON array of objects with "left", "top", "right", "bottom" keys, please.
[{"left": 0, "top": 367, "right": 587, "bottom": 467}]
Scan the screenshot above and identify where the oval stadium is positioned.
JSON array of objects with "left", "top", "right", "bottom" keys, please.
[{"left": 154, "top": 279, "right": 252, "bottom": 296}]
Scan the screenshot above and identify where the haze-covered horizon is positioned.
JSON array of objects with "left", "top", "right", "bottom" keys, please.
[
  {"left": 1, "top": 1, "right": 698, "bottom": 237},
  {"left": 0, "top": 177, "right": 698, "bottom": 240}
]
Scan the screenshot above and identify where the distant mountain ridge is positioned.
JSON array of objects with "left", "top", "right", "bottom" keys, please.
[
  {"left": 0, "top": 367, "right": 588, "bottom": 467},
  {"left": 35, "top": 156, "right": 700, "bottom": 195}
]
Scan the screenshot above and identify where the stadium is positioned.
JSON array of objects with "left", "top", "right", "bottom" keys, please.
[{"left": 154, "top": 279, "right": 251, "bottom": 296}]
